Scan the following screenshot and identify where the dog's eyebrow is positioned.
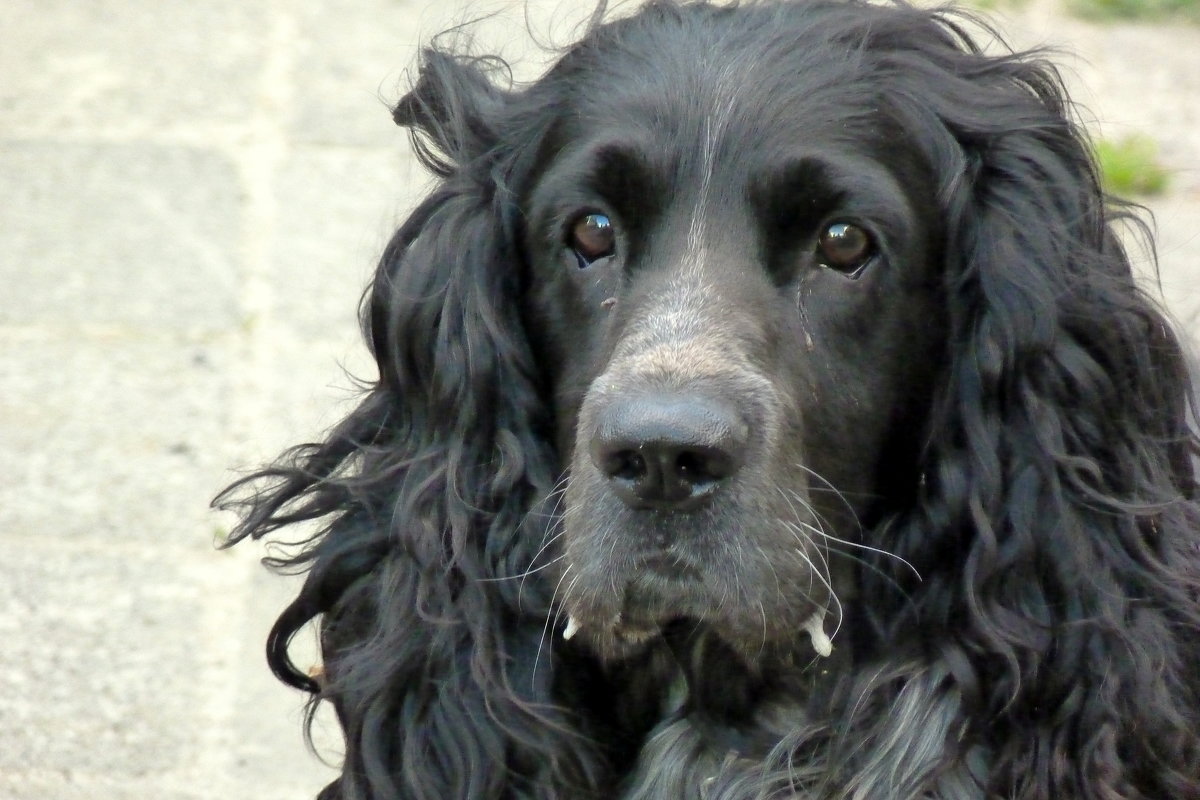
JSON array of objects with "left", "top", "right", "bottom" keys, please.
[
  {"left": 751, "top": 157, "right": 843, "bottom": 222},
  {"left": 586, "top": 142, "right": 662, "bottom": 224},
  {"left": 751, "top": 154, "right": 913, "bottom": 244}
]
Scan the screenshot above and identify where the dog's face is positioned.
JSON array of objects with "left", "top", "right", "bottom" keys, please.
[{"left": 520, "top": 24, "right": 948, "bottom": 661}]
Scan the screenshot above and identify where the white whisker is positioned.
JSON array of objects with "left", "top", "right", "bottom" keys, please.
[
  {"left": 804, "top": 522, "right": 922, "bottom": 583},
  {"left": 477, "top": 551, "right": 566, "bottom": 584},
  {"left": 780, "top": 483, "right": 921, "bottom": 581},
  {"left": 533, "top": 562, "right": 575, "bottom": 682}
]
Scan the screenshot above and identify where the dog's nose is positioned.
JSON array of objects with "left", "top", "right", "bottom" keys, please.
[{"left": 589, "top": 395, "right": 747, "bottom": 510}]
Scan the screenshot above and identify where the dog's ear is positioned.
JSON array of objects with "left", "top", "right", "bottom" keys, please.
[
  {"left": 870, "top": 22, "right": 1200, "bottom": 795},
  {"left": 393, "top": 49, "right": 509, "bottom": 175},
  {"left": 216, "top": 45, "right": 606, "bottom": 799}
]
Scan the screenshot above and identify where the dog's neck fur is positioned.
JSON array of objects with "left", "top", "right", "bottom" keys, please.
[
  {"left": 594, "top": 560, "right": 867, "bottom": 797},
  {"left": 614, "top": 627, "right": 846, "bottom": 799},
  {"left": 611, "top": 631, "right": 978, "bottom": 800}
]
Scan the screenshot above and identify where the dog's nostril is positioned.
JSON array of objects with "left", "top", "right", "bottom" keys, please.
[
  {"left": 674, "top": 448, "right": 733, "bottom": 485},
  {"left": 603, "top": 450, "right": 648, "bottom": 482},
  {"left": 675, "top": 451, "right": 703, "bottom": 479},
  {"left": 589, "top": 395, "right": 747, "bottom": 511}
]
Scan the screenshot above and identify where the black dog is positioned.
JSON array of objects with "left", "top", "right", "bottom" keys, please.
[{"left": 218, "top": 1, "right": 1200, "bottom": 796}]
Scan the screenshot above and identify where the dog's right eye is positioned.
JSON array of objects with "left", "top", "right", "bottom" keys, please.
[{"left": 568, "top": 213, "right": 616, "bottom": 267}]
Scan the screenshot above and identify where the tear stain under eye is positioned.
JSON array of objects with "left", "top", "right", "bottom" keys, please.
[{"left": 797, "top": 288, "right": 815, "bottom": 351}]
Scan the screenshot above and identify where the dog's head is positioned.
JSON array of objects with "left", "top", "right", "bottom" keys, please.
[{"left": 387, "top": 0, "right": 1143, "bottom": 667}]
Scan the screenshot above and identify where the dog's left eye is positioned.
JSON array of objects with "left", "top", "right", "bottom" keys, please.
[
  {"left": 568, "top": 213, "right": 616, "bottom": 267},
  {"left": 817, "top": 222, "right": 874, "bottom": 276}
]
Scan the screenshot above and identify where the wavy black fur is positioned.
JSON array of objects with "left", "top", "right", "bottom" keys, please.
[{"left": 217, "top": 1, "right": 1200, "bottom": 797}]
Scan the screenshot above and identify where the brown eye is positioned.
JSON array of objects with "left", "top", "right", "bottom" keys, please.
[
  {"left": 817, "top": 222, "right": 874, "bottom": 276},
  {"left": 568, "top": 213, "right": 616, "bottom": 267}
]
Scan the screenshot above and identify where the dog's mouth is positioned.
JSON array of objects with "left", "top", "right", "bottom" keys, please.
[
  {"left": 559, "top": 559, "right": 702, "bottom": 655},
  {"left": 562, "top": 605, "right": 834, "bottom": 662},
  {"left": 559, "top": 555, "right": 834, "bottom": 661},
  {"left": 562, "top": 610, "right": 668, "bottom": 649},
  {"left": 561, "top": 560, "right": 699, "bottom": 646}
]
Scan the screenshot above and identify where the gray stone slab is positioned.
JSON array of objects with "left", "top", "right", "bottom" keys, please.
[
  {"left": 0, "top": 545, "right": 207, "bottom": 775},
  {"left": 0, "top": 0, "right": 269, "bottom": 137},
  {"left": 0, "top": 143, "right": 244, "bottom": 331},
  {"left": 0, "top": 541, "right": 334, "bottom": 798},
  {"left": 0, "top": 775, "right": 202, "bottom": 800},
  {"left": 0, "top": 333, "right": 235, "bottom": 547}
]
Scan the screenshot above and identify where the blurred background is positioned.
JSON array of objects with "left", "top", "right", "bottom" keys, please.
[{"left": 0, "top": 0, "right": 1196, "bottom": 798}]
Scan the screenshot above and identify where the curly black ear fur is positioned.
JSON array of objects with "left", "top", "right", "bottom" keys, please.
[
  {"left": 848, "top": 14, "right": 1200, "bottom": 796},
  {"left": 392, "top": 48, "right": 510, "bottom": 176},
  {"left": 216, "top": 49, "right": 609, "bottom": 800}
]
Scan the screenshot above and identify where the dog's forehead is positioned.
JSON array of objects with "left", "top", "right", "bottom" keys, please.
[{"left": 545, "top": 9, "right": 885, "bottom": 147}]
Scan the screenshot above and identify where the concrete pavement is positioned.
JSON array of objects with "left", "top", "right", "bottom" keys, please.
[{"left": 1, "top": 1, "right": 1196, "bottom": 798}]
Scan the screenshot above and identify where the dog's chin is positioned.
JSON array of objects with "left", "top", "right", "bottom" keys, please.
[
  {"left": 563, "top": 580, "right": 680, "bottom": 660},
  {"left": 563, "top": 610, "right": 671, "bottom": 662}
]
